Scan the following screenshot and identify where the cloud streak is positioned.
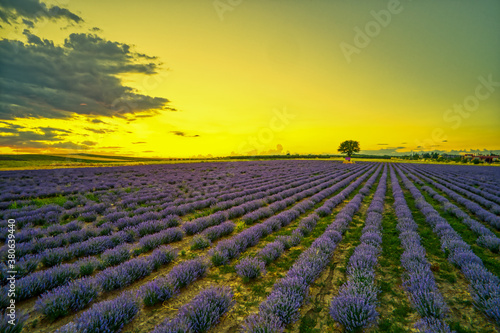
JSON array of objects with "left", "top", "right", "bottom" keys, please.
[
  {"left": 0, "top": 0, "right": 83, "bottom": 25},
  {"left": 170, "top": 131, "right": 200, "bottom": 138},
  {"left": 0, "top": 123, "right": 92, "bottom": 150}
]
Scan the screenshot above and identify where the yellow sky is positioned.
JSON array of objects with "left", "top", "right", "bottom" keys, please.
[{"left": 1, "top": 0, "right": 499, "bottom": 157}]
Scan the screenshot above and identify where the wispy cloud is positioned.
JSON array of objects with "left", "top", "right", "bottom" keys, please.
[{"left": 170, "top": 131, "right": 200, "bottom": 138}]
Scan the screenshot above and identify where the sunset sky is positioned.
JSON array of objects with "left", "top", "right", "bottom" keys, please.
[{"left": 1, "top": 0, "right": 499, "bottom": 157}]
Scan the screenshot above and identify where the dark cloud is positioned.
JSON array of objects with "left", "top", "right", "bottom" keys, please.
[
  {"left": 442, "top": 140, "right": 448, "bottom": 142},
  {"left": 38, "top": 126, "right": 71, "bottom": 134},
  {"left": 0, "top": 121, "right": 25, "bottom": 132},
  {"left": 0, "top": 0, "right": 83, "bottom": 25},
  {"left": 0, "top": 125, "right": 86, "bottom": 149},
  {"left": 90, "top": 27, "right": 101, "bottom": 32},
  {"left": 0, "top": 31, "right": 171, "bottom": 120},
  {"left": 84, "top": 127, "right": 108, "bottom": 134},
  {"left": 22, "top": 18, "right": 34, "bottom": 28},
  {"left": 90, "top": 119, "right": 105, "bottom": 124},
  {"left": 132, "top": 142, "right": 146, "bottom": 144},
  {"left": 170, "top": 131, "right": 200, "bottom": 138},
  {"left": 377, "top": 143, "right": 388, "bottom": 145},
  {"left": 81, "top": 140, "right": 97, "bottom": 146}
]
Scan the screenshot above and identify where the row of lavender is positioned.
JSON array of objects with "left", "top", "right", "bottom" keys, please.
[
  {"left": 1, "top": 166, "right": 341, "bottom": 260},
  {"left": 405, "top": 165, "right": 500, "bottom": 214},
  {"left": 240, "top": 164, "right": 382, "bottom": 331},
  {"left": 329, "top": 165, "right": 387, "bottom": 331},
  {"left": 0, "top": 161, "right": 326, "bottom": 203},
  {"left": 2, "top": 161, "right": 499, "bottom": 333},
  {"left": 30, "top": 166, "right": 360, "bottom": 310},
  {"left": 0, "top": 165, "right": 362, "bottom": 308},
  {"left": 234, "top": 165, "right": 382, "bottom": 281},
  {"left": 0, "top": 163, "right": 356, "bottom": 278},
  {"left": 394, "top": 165, "right": 500, "bottom": 325},
  {"left": 390, "top": 166, "right": 452, "bottom": 332},
  {"left": 402, "top": 165, "right": 500, "bottom": 230},
  {"left": 52, "top": 166, "right": 377, "bottom": 332},
  {"left": 400, "top": 165, "right": 500, "bottom": 251},
  {"left": 0, "top": 161, "right": 336, "bottom": 231}
]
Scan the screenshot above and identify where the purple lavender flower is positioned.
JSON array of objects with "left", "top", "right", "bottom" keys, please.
[
  {"left": 201, "top": 221, "right": 235, "bottom": 241},
  {"left": 167, "top": 258, "right": 209, "bottom": 290},
  {"left": 414, "top": 317, "right": 454, "bottom": 333},
  {"left": 148, "top": 245, "right": 178, "bottom": 271},
  {"left": 329, "top": 282, "right": 379, "bottom": 331},
  {"left": 259, "top": 278, "right": 307, "bottom": 326},
  {"left": 35, "top": 277, "right": 100, "bottom": 320},
  {"left": 241, "top": 313, "right": 284, "bottom": 333},
  {"left": 177, "top": 286, "right": 235, "bottom": 332},
  {"left": 257, "top": 241, "right": 285, "bottom": 265},
  {"left": 97, "top": 257, "right": 151, "bottom": 292},
  {"left": 0, "top": 309, "right": 28, "bottom": 333},
  {"left": 139, "top": 276, "right": 176, "bottom": 306},
  {"left": 190, "top": 235, "right": 211, "bottom": 250},
  {"left": 100, "top": 243, "right": 131, "bottom": 267},
  {"left": 235, "top": 257, "right": 266, "bottom": 280},
  {"left": 70, "top": 292, "right": 140, "bottom": 333},
  {"left": 139, "top": 227, "right": 184, "bottom": 251}
]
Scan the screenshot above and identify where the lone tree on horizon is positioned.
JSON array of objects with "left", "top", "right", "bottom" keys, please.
[{"left": 338, "top": 140, "right": 360, "bottom": 157}]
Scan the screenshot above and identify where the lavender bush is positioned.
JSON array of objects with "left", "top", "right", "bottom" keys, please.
[{"left": 235, "top": 257, "right": 266, "bottom": 280}]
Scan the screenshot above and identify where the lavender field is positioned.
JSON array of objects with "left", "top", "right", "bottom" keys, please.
[{"left": 1, "top": 160, "right": 499, "bottom": 333}]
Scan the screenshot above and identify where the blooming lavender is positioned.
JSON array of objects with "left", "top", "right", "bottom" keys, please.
[
  {"left": 329, "top": 281, "right": 379, "bottom": 331},
  {"left": 190, "top": 235, "right": 211, "bottom": 250},
  {"left": 329, "top": 166, "right": 387, "bottom": 331},
  {"left": 257, "top": 241, "right": 285, "bottom": 265},
  {"left": 241, "top": 313, "right": 284, "bottom": 333},
  {"left": 242, "top": 165, "right": 381, "bottom": 331},
  {"left": 0, "top": 310, "right": 28, "bottom": 333},
  {"left": 139, "top": 276, "right": 176, "bottom": 307},
  {"left": 35, "top": 277, "right": 100, "bottom": 320},
  {"left": 167, "top": 258, "right": 210, "bottom": 290},
  {"left": 148, "top": 245, "right": 178, "bottom": 271},
  {"left": 139, "top": 227, "right": 184, "bottom": 251},
  {"left": 403, "top": 165, "right": 500, "bottom": 229},
  {"left": 404, "top": 167, "right": 500, "bottom": 246},
  {"left": 100, "top": 243, "right": 131, "bottom": 267},
  {"left": 140, "top": 258, "right": 209, "bottom": 306},
  {"left": 390, "top": 165, "right": 461, "bottom": 329},
  {"left": 201, "top": 221, "right": 235, "bottom": 241},
  {"left": 152, "top": 286, "right": 235, "bottom": 333},
  {"left": 57, "top": 292, "right": 140, "bottom": 333},
  {"left": 235, "top": 257, "right": 266, "bottom": 280}
]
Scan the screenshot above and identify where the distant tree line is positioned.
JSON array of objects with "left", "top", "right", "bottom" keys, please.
[{"left": 397, "top": 153, "right": 498, "bottom": 164}]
